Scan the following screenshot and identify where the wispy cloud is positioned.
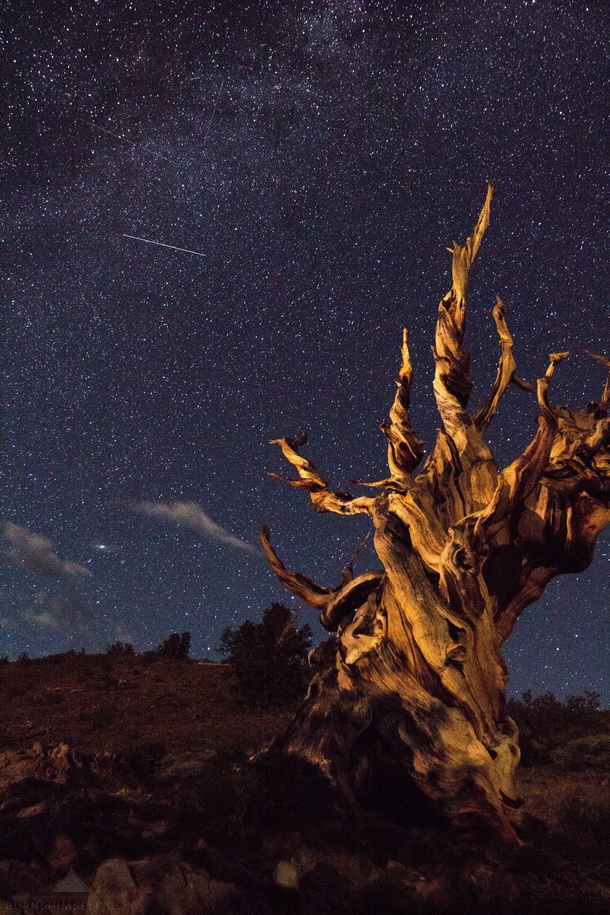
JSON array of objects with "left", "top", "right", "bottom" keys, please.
[
  {"left": 24, "top": 611, "right": 60, "bottom": 630},
  {"left": 0, "top": 522, "right": 92, "bottom": 578},
  {"left": 27, "top": 592, "right": 92, "bottom": 632},
  {"left": 133, "top": 501, "right": 260, "bottom": 553}
]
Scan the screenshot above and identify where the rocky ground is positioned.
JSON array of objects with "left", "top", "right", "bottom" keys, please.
[{"left": 0, "top": 652, "right": 609, "bottom": 913}]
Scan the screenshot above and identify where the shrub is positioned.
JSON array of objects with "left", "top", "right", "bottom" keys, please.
[
  {"left": 558, "top": 795, "right": 610, "bottom": 838},
  {"left": 506, "top": 690, "right": 608, "bottom": 760},
  {"left": 236, "top": 750, "right": 339, "bottom": 831},
  {"left": 156, "top": 632, "right": 191, "bottom": 659},
  {"left": 88, "top": 705, "right": 118, "bottom": 729},
  {"left": 552, "top": 734, "right": 610, "bottom": 771},
  {"left": 120, "top": 741, "right": 166, "bottom": 780},
  {"left": 106, "top": 641, "right": 135, "bottom": 655},
  {"left": 218, "top": 603, "right": 312, "bottom": 707}
]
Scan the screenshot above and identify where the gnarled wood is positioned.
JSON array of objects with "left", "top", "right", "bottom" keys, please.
[{"left": 263, "top": 189, "right": 610, "bottom": 845}]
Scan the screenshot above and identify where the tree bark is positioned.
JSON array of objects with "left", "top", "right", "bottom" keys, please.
[{"left": 262, "top": 186, "right": 610, "bottom": 845}]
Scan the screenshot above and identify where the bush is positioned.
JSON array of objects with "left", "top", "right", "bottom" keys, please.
[
  {"left": 506, "top": 690, "right": 608, "bottom": 762},
  {"left": 120, "top": 741, "right": 166, "bottom": 780},
  {"left": 218, "top": 603, "right": 312, "bottom": 707},
  {"left": 156, "top": 632, "right": 191, "bottom": 659},
  {"left": 552, "top": 735, "right": 610, "bottom": 771},
  {"left": 106, "top": 641, "right": 135, "bottom": 655},
  {"left": 88, "top": 705, "right": 118, "bottom": 729},
  {"left": 558, "top": 795, "right": 610, "bottom": 838},
  {"left": 237, "top": 750, "right": 339, "bottom": 831}
]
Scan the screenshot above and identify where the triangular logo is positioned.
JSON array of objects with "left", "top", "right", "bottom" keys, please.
[{"left": 53, "top": 868, "right": 90, "bottom": 893}]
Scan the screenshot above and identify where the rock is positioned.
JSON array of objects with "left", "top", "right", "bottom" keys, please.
[
  {"left": 129, "top": 854, "right": 187, "bottom": 890},
  {"left": 415, "top": 864, "right": 465, "bottom": 914},
  {"left": 458, "top": 861, "right": 519, "bottom": 914},
  {"left": 413, "top": 860, "right": 520, "bottom": 915},
  {"left": 287, "top": 841, "right": 383, "bottom": 890},
  {"left": 273, "top": 860, "right": 299, "bottom": 890},
  {"left": 0, "top": 742, "right": 90, "bottom": 799},
  {"left": 357, "top": 872, "right": 421, "bottom": 915},
  {"left": 0, "top": 859, "right": 50, "bottom": 903},
  {"left": 87, "top": 858, "right": 138, "bottom": 915},
  {"left": 16, "top": 800, "right": 47, "bottom": 818},
  {"left": 0, "top": 797, "right": 25, "bottom": 813},
  {"left": 329, "top": 848, "right": 383, "bottom": 888},
  {"left": 141, "top": 820, "right": 169, "bottom": 839},
  {"left": 86, "top": 855, "right": 255, "bottom": 915},
  {"left": 45, "top": 833, "right": 77, "bottom": 871},
  {"left": 299, "top": 862, "right": 350, "bottom": 906}
]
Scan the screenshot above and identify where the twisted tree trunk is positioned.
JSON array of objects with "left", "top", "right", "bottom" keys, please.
[{"left": 262, "top": 186, "right": 610, "bottom": 845}]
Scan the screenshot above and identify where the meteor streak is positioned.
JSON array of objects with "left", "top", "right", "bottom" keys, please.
[
  {"left": 79, "top": 119, "right": 177, "bottom": 163},
  {"left": 202, "top": 77, "right": 225, "bottom": 147},
  {"left": 123, "top": 234, "right": 207, "bottom": 258}
]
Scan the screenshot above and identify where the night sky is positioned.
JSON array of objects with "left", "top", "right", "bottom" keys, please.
[{"left": 3, "top": 1, "right": 609, "bottom": 703}]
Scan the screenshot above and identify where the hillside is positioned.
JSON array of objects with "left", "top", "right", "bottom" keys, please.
[
  {"left": 0, "top": 652, "right": 294, "bottom": 758},
  {"left": 1, "top": 652, "right": 610, "bottom": 913}
]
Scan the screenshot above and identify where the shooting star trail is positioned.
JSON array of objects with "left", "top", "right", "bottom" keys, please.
[
  {"left": 202, "top": 78, "right": 225, "bottom": 147},
  {"left": 79, "top": 119, "right": 178, "bottom": 163},
  {"left": 123, "top": 235, "right": 207, "bottom": 258}
]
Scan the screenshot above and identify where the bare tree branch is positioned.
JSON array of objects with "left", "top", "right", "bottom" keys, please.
[
  {"left": 259, "top": 524, "right": 382, "bottom": 631},
  {"left": 379, "top": 328, "right": 425, "bottom": 480},
  {"left": 473, "top": 297, "right": 522, "bottom": 433},
  {"left": 269, "top": 436, "right": 374, "bottom": 516},
  {"left": 433, "top": 183, "right": 495, "bottom": 413}
]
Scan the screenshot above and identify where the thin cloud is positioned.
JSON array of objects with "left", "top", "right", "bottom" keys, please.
[
  {"left": 134, "top": 501, "right": 260, "bottom": 553},
  {"left": 24, "top": 611, "right": 60, "bottom": 630},
  {"left": 0, "top": 522, "right": 92, "bottom": 578}
]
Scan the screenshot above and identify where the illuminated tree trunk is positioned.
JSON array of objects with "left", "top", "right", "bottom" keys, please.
[{"left": 262, "top": 186, "right": 610, "bottom": 845}]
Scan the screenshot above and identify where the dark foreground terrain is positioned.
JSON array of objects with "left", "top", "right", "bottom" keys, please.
[{"left": 1, "top": 652, "right": 609, "bottom": 913}]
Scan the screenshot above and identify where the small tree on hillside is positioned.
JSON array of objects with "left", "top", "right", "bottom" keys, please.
[
  {"left": 156, "top": 632, "right": 191, "bottom": 659},
  {"left": 218, "top": 603, "right": 312, "bottom": 708},
  {"left": 106, "top": 641, "right": 135, "bottom": 656}
]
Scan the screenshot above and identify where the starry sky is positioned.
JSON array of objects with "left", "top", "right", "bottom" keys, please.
[{"left": 3, "top": 1, "right": 609, "bottom": 702}]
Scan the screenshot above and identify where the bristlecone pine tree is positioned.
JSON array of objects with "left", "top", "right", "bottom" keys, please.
[{"left": 260, "top": 186, "right": 610, "bottom": 846}]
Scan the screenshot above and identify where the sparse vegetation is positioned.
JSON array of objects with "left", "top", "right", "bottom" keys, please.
[
  {"left": 88, "top": 705, "right": 118, "bottom": 730},
  {"left": 0, "top": 649, "right": 296, "bottom": 756},
  {"left": 558, "top": 794, "right": 610, "bottom": 839},
  {"left": 506, "top": 690, "right": 610, "bottom": 765},
  {"left": 552, "top": 734, "right": 610, "bottom": 771}
]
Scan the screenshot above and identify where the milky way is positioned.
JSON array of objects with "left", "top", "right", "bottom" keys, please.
[{"left": 4, "top": 1, "right": 609, "bottom": 701}]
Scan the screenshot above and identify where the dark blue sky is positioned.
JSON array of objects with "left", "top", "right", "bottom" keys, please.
[{"left": 3, "top": 1, "right": 609, "bottom": 702}]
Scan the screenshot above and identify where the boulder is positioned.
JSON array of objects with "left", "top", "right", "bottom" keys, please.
[
  {"left": 86, "top": 855, "right": 255, "bottom": 915},
  {"left": 87, "top": 858, "right": 138, "bottom": 915},
  {"left": 0, "top": 742, "right": 91, "bottom": 801}
]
